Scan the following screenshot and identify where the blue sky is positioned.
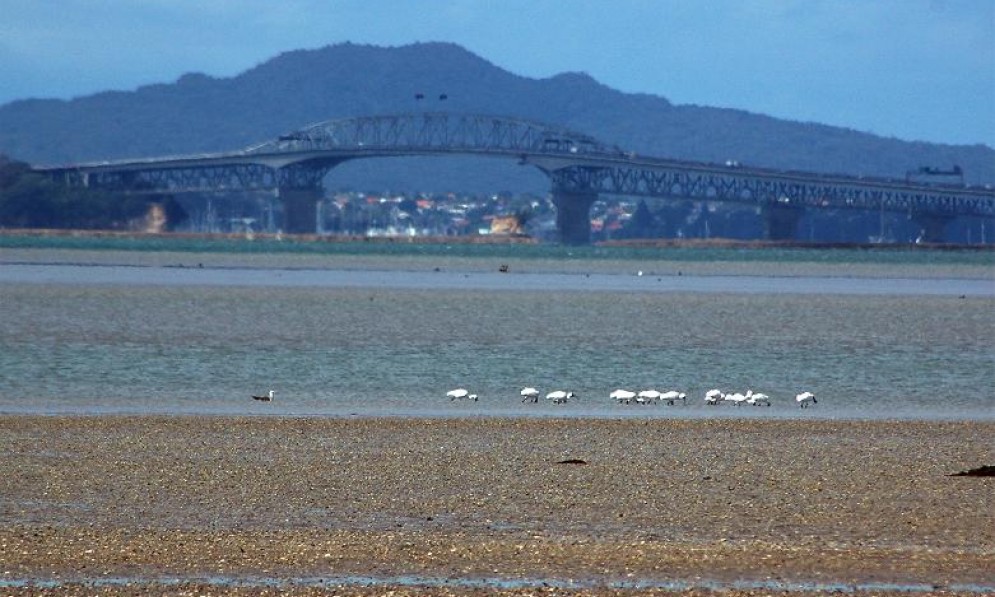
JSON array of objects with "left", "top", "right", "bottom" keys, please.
[{"left": 1, "top": 0, "right": 992, "bottom": 146}]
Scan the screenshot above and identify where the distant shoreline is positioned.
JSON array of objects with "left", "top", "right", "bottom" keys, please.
[
  {"left": 3, "top": 228, "right": 993, "bottom": 281},
  {"left": 2, "top": 227, "right": 993, "bottom": 251}
]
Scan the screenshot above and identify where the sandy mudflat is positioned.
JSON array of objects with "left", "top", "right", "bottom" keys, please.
[
  {"left": 0, "top": 416, "right": 992, "bottom": 596},
  {"left": 3, "top": 245, "right": 994, "bottom": 280}
]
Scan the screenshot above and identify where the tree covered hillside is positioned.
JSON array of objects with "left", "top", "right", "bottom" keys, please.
[{"left": 1, "top": 42, "right": 992, "bottom": 194}]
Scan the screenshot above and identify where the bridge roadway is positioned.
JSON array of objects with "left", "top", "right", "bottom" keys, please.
[{"left": 37, "top": 112, "right": 995, "bottom": 244}]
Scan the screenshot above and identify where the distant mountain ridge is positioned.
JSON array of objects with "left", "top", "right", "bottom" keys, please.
[{"left": 1, "top": 41, "right": 992, "bottom": 192}]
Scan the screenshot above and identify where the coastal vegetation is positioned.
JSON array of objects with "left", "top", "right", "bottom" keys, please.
[{"left": 0, "top": 154, "right": 186, "bottom": 230}]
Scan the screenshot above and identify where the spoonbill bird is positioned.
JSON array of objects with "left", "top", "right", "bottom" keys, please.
[
  {"left": 746, "top": 391, "right": 771, "bottom": 406},
  {"left": 796, "top": 391, "right": 817, "bottom": 408},
  {"left": 252, "top": 389, "right": 275, "bottom": 402},
  {"left": 636, "top": 390, "right": 661, "bottom": 404},
  {"left": 659, "top": 390, "right": 687, "bottom": 405},
  {"left": 704, "top": 389, "right": 724, "bottom": 405},
  {"left": 520, "top": 387, "right": 540, "bottom": 403},
  {"left": 447, "top": 388, "right": 477, "bottom": 401},
  {"left": 546, "top": 390, "right": 575, "bottom": 404},
  {"left": 724, "top": 391, "right": 748, "bottom": 406},
  {"left": 610, "top": 389, "right": 637, "bottom": 404}
]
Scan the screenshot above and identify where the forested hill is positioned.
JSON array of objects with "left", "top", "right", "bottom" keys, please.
[{"left": 1, "top": 41, "right": 992, "bottom": 192}]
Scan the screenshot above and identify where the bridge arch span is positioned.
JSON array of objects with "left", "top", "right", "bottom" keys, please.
[{"left": 243, "top": 112, "right": 623, "bottom": 158}]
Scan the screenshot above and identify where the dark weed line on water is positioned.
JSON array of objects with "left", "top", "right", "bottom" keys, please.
[{"left": 1, "top": 573, "right": 993, "bottom": 594}]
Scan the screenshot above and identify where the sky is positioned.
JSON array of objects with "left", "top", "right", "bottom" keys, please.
[{"left": 1, "top": 0, "right": 993, "bottom": 147}]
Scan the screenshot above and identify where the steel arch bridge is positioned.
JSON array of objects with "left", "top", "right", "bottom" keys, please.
[
  {"left": 46, "top": 113, "right": 621, "bottom": 190},
  {"left": 37, "top": 112, "right": 995, "bottom": 243}
]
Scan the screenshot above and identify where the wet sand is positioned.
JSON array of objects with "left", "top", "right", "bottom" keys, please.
[
  {"left": 3, "top": 245, "right": 994, "bottom": 280},
  {"left": 1, "top": 416, "right": 992, "bottom": 596}
]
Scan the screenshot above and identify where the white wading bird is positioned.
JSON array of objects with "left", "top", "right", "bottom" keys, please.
[
  {"left": 704, "top": 389, "right": 724, "bottom": 405},
  {"left": 636, "top": 390, "right": 661, "bottom": 404},
  {"left": 447, "top": 388, "right": 478, "bottom": 401},
  {"left": 796, "top": 391, "right": 817, "bottom": 408},
  {"left": 252, "top": 389, "right": 275, "bottom": 402},
  {"left": 746, "top": 391, "right": 771, "bottom": 406},
  {"left": 610, "top": 389, "right": 637, "bottom": 404},
  {"left": 724, "top": 391, "right": 748, "bottom": 406},
  {"left": 520, "top": 387, "right": 540, "bottom": 403},
  {"left": 546, "top": 390, "right": 576, "bottom": 404},
  {"left": 659, "top": 390, "right": 687, "bottom": 405}
]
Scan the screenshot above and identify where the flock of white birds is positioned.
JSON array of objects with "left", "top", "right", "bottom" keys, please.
[
  {"left": 252, "top": 388, "right": 816, "bottom": 408},
  {"left": 445, "top": 387, "right": 819, "bottom": 408}
]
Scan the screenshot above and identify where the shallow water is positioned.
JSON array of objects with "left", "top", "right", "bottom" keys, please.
[
  {"left": 2, "top": 263, "right": 994, "bottom": 295},
  {"left": 1, "top": 257, "right": 992, "bottom": 420}
]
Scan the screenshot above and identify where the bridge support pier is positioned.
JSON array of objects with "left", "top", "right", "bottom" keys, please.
[
  {"left": 553, "top": 190, "right": 597, "bottom": 245},
  {"left": 761, "top": 203, "right": 805, "bottom": 241},
  {"left": 910, "top": 213, "right": 952, "bottom": 244},
  {"left": 279, "top": 187, "right": 322, "bottom": 234}
]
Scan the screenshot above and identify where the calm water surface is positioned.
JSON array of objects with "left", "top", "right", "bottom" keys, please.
[{"left": 1, "top": 244, "right": 993, "bottom": 420}]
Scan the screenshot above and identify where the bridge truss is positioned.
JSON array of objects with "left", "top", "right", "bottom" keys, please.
[
  {"left": 549, "top": 161, "right": 994, "bottom": 218},
  {"left": 37, "top": 112, "right": 995, "bottom": 240},
  {"left": 244, "top": 112, "right": 620, "bottom": 156}
]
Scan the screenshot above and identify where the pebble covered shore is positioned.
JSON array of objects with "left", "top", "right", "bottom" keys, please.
[{"left": 1, "top": 416, "right": 992, "bottom": 596}]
